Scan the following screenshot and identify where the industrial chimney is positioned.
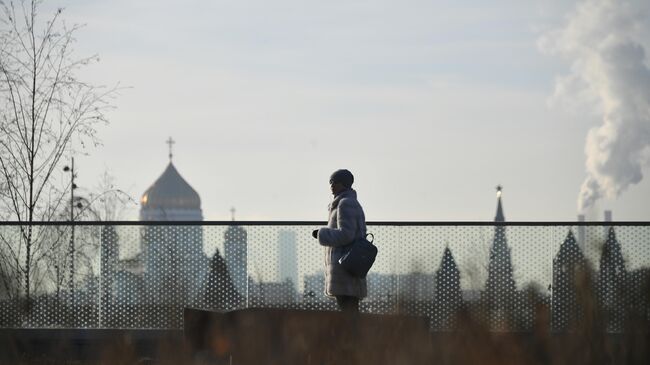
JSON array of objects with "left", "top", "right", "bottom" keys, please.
[
  {"left": 577, "top": 214, "right": 586, "bottom": 252},
  {"left": 604, "top": 210, "right": 612, "bottom": 236}
]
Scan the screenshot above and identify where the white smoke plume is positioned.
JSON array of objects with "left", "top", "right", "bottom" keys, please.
[{"left": 539, "top": 0, "right": 650, "bottom": 212}]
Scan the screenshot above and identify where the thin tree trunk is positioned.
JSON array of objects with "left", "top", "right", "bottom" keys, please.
[{"left": 23, "top": 10, "right": 38, "bottom": 313}]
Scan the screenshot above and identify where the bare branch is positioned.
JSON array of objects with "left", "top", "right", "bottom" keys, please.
[{"left": 0, "top": 0, "right": 118, "bottom": 308}]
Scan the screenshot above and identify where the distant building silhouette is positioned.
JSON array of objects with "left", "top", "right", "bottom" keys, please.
[
  {"left": 115, "top": 258, "right": 144, "bottom": 306},
  {"left": 627, "top": 267, "right": 650, "bottom": 323},
  {"left": 96, "top": 140, "right": 211, "bottom": 327},
  {"left": 434, "top": 247, "right": 462, "bottom": 329},
  {"left": 399, "top": 272, "right": 436, "bottom": 302},
  {"left": 224, "top": 208, "right": 248, "bottom": 298},
  {"left": 597, "top": 227, "right": 627, "bottom": 332},
  {"left": 303, "top": 272, "right": 328, "bottom": 306},
  {"left": 78, "top": 170, "right": 648, "bottom": 331},
  {"left": 551, "top": 230, "right": 591, "bottom": 332},
  {"left": 249, "top": 277, "right": 298, "bottom": 307},
  {"left": 278, "top": 230, "right": 298, "bottom": 292},
  {"left": 140, "top": 158, "right": 208, "bottom": 309},
  {"left": 200, "top": 248, "right": 242, "bottom": 310},
  {"left": 483, "top": 186, "right": 517, "bottom": 329}
]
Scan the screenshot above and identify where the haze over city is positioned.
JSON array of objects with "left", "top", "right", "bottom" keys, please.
[{"left": 43, "top": 0, "right": 650, "bottom": 221}]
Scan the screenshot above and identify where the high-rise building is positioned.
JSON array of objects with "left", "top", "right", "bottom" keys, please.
[{"left": 277, "top": 230, "right": 298, "bottom": 291}]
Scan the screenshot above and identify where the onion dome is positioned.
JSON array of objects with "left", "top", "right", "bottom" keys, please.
[{"left": 141, "top": 162, "right": 201, "bottom": 210}]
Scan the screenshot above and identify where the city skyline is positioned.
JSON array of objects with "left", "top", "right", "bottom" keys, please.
[
  {"left": 2, "top": 5, "right": 650, "bottom": 363},
  {"left": 42, "top": 0, "right": 650, "bottom": 222}
]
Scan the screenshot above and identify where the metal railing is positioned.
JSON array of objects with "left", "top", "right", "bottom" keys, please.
[{"left": 0, "top": 221, "right": 648, "bottom": 331}]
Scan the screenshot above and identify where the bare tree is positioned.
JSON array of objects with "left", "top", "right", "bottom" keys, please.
[
  {"left": 0, "top": 0, "right": 116, "bottom": 312},
  {"left": 81, "top": 170, "right": 135, "bottom": 222},
  {"left": 65, "top": 170, "right": 135, "bottom": 292},
  {"left": 33, "top": 171, "right": 134, "bottom": 325}
]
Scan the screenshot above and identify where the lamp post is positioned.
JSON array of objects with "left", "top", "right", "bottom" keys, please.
[{"left": 63, "top": 158, "right": 81, "bottom": 313}]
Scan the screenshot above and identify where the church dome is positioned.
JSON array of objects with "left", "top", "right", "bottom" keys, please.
[{"left": 141, "top": 162, "right": 201, "bottom": 210}]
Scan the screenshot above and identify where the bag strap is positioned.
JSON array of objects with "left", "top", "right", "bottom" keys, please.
[
  {"left": 350, "top": 203, "right": 373, "bottom": 243},
  {"left": 355, "top": 210, "right": 373, "bottom": 243}
]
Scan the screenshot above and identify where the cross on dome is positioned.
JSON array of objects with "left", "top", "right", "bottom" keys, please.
[{"left": 166, "top": 137, "right": 175, "bottom": 161}]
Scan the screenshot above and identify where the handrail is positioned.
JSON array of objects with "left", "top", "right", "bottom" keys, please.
[{"left": 0, "top": 220, "right": 648, "bottom": 226}]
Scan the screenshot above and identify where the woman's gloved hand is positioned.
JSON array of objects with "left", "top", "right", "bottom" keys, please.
[{"left": 312, "top": 229, "right": 318, "bottom": 239}]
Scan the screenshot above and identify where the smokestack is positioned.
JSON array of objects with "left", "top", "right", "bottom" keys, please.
[
  {"left": 539, "top": 0, "right": 650, "bottom": 212},
  {"left": 604, "top": 210, "right": 612, "bottom": 236},
  {"left": 577, "top": 214, "right": 586, "bottom": 252},
  {"left": 604, "top": 210, "right": 612, "bottom": 222}
]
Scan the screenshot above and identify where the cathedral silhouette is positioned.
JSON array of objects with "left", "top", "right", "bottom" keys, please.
[{"left": 99, "top": 140, "right": 244, "bottom": 327}]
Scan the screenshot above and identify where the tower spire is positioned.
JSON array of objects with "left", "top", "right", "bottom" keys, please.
[
  {"left": 495, "top": 185, "right": 505, "bottom": 222},
  {"left": 230, "top": 207, "right": 236, "bottom": 221}
]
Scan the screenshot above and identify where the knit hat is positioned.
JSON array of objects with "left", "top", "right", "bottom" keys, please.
[{"left": 329, "top": 169, "right": 354, "bottom": 188}]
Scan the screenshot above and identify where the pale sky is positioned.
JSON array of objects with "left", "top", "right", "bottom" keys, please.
[{"left": 44, "top": 0, "right": 650, "bottom": 221}]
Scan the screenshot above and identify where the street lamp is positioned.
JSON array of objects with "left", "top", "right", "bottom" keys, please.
[{"left": 62, "top": 158, "right": 79, "bottom": 316}]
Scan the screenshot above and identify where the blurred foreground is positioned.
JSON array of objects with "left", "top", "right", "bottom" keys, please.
[{"left": 2, "top": 297, "right": 648, "bottom": 365}]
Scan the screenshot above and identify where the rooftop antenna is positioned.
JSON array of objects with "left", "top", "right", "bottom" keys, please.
[{"left": 230, "top": 207, "right": 236, "bottom": 221}]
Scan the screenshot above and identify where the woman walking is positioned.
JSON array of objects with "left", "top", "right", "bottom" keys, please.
[{"left": 312, "top": 169, "right": 367, "bottom": 313}]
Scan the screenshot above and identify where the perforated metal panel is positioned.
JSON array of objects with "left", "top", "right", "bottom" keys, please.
[{"left": 0, "top": 223, "right": 648, "bottom": 331}]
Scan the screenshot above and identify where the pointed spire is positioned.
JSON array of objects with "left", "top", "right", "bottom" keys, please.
[
  {"left": 603, "top": 226, "right": 620, "bottom": 254},
  {"left": 555, "top": 229, "right": 586, "bottom": 264},
  {"left": 566, "top": 229, "right": 576, "bottom": 242},
  {"left": 439, "top": 246, "right": 459, "bottom": 273},
  {"left": 495, "top": 185, "right": 505, "bottom": 222}
]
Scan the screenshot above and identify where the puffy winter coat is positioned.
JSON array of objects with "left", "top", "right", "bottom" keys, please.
[{"left": 317, "top": 189, "right": 367, "bottom": 298}]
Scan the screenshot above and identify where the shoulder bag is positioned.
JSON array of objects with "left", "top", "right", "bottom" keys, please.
[{"left": 338, "top": 228, "right": 378, "bottom": 278}]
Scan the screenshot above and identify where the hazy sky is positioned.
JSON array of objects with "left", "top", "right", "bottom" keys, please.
[{"left": 43, "top": 0, "right": 650, "bottom": 221}]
